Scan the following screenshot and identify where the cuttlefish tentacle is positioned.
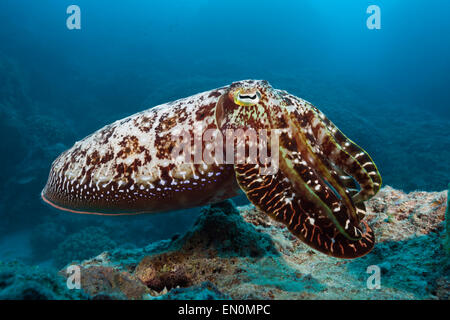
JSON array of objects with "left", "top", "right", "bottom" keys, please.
[
  {"left": 294, "top": 100, "right": 382, "bottom": 203},
  {"left": 277, "top": 144, "right": 363, "bottom": 241},
  {"left": 275, "top": 107, "right": 362, "bottom": 239}
]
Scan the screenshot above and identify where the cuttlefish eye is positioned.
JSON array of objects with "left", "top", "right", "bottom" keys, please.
[{"left": 233, "top": 90, "right": 261, "bottom": 106}]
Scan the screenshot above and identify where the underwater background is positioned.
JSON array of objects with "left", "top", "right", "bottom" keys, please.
[{"left": 0, "top": 0, "right": 449, "bottom": 299}]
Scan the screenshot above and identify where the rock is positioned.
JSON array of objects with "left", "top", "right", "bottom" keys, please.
[
  {"left": 0, "top": 261, "right": 84, "bottom": 300},
  {"left": 173, "top": 200, "right": 278, "bottom": 257},
  {"left": 57, "top": 187, "right": 448, "bottom": 300},
  {"left": 74, "top": 265, "right": 148, "bottom": 300},
  {"left": 135, "top": 255, "right": 191, "bottom": 291}
]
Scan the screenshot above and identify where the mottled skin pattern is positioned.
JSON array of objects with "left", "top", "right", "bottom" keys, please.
[
  {"left": 42, "top": 86, "right": 240, "bottom": 214},
  {"left": 42, "top": 80, "right": 382, "bottom": 258}
]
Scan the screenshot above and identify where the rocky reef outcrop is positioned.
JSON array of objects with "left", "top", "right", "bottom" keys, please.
[
  {"left": 50, "top": 186, "right": 449, "bottom": 300},
  {"left": 0, "top": 261, "right": 85, "bottom": 300}
]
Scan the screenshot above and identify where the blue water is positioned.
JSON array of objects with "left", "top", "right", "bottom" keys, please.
[{"left": 0, "top": 0, "right": 448, "bottom": 296}]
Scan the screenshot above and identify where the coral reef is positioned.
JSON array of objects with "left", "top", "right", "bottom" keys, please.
[
  {"left": 58, "top": 186, "right": 448, "bottom": 300},
  {"left": 30, "top": 222, "right": 67, "bottom": 261},
  {"left": 0, "top": 261, "right": 84, "bottom": 300},
  {"left": 52, "top": 227, "right": 117, "bottom": 268},
  {"left": 0, "top": 54, "right": 77, "bottom": 236},
  {"left": 444, "top": 183, "right": 450, "bottom": 256},
  {"left": 27, "top": 208, "right": 201, "bottom": 267}
]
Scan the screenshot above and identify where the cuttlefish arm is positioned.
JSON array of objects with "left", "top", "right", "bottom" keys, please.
[
  {"left": 233, "top": 126, "right": 374, "bottom": 258},
  {"left": 290, "top": 97, "right": 382, "bottom": 203},
  {"left": 234, "top": 161, "right": 375, "bottom": 258}
]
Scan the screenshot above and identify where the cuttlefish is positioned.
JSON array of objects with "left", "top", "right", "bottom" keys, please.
[{"left": 42, "top": 80, "right": 382, "bottom": 258}]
